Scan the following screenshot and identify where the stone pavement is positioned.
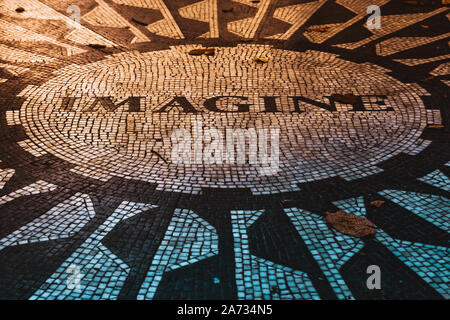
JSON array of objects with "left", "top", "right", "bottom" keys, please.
[{"left": 0, "top": 0, "right": 449, "bottom": 300}]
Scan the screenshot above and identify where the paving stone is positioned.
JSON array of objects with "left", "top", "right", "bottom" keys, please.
[{"left": 0, "top": 0, "right": 449, "bottom": 300}]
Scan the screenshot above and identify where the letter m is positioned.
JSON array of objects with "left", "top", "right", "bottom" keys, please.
[{"left": 83, "top": 96, "right": 143, "bottom": 112}]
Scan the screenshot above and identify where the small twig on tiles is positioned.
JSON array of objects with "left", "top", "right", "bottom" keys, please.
[{"left": 151, "top": 150, "right": 168, "bottom": 164}]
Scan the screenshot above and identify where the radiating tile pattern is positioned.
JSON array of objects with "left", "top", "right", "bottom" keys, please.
[
  {"left": 5, "top": 110, "right": 22, "bottom": 126},
  {"left": 0, "top": 19, "right": 87, "bottom": 56},
  {"left": 0, "top": 181, "right": 57, "bottom": 206},
  {"left": 231, "top": 210, "right": 319, "bottom": 300},
  {"left": 138, "top": 209, "right": 218, "bottom": 299},
  {"left": 0, "top": 167, "right": 15, "bottom": 190},
  {"left": 305, "top": 0, "right": 390, "bottom": 44},
  {"left": 377, "top": 236, "right": 450, "bottom": 299},
  {"left": 0, "top": 193, "right": 95, "bottom": 251},
  {"left": 268, "top": 0, "right": 327, "bottom": 40},
  {"left": 83, "top": 0, "right": 150, "bottom": 43},
  {"left": 0, "top": 43, "right": 55, "bottom": 63},
  {"left": 336, "top": 8, "right": 448, "bottom": 49},
  {"left": 284, "top": 207, "right": 364, "bottom": 300},
  {"left": 0, "top": 0, "right": 117, "bottom": 47},
  {"left": 0, "top": 63, "right": 30, "bottom": 76},
  {"left": 334, "top": 196, "right": 450, "bottom": 299},
  {"left": 379, "top": 190, "right": 450, "bottom": 233},
  {"left": 376, "top": 33, "right": 450, "bottom": 56},
  {"left": 0, "top": 0, "right": 449, "bottom": 301},
  {"left": 178, "top": 0, "right": 219, "bottom": 38},
  {"left": 0, "top": 0, "right": 67, "bottom": 20},
  {"left": 113, "top": 0, "right": 184, "bottom": 39},
  {"left": 431, "top": 62, "right": 450, "bottom": 76},
  {"left": 402, "top": 139, "right": 432, "bottom": 156},
  {"left": 332, "top": 196, "right": 366, "bottom": 217},
  {"left": 227, "top": 0, "right": 272, "bottom": 38},
  {"left": 427, "top": 109, "right": 443, "bottom": 126},
  {"left": 418, "top": 170, "right": 450, "bottom": 192},
  {"left": 30, "top": 201, "right": 156, "bottom": 300},
  {"left": 394, "top": 54, "right": 450, "bottom": 66},
  {"left": 17, "top": 139, "right": 48, "bottom": 157}
]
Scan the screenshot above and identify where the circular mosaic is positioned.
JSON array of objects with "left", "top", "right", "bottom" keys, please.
[
  {"left": 18, "top": 45, "right": 429, "bottom": 193},
  {"left": 0, "top": 0, "right": 449, "bottom": 301}
]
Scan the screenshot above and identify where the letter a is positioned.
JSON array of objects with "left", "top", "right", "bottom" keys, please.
[{"left": 366, "top": 265, "right": 381, "bottom": 290}]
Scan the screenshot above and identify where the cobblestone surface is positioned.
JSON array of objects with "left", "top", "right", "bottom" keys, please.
[{"left": 0, "top": 0, "right": 449, "bottom": 300}]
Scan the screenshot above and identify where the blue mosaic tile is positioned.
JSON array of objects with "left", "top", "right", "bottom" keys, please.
[
  {"left": 379, "top": 190, "right": 450, "bottom": 232},
  {"left": 335, "top": 196, "right": 450, "bottom": 299},
  {"left": 418, "top": 170, "right": 450, "bottom": 193},
  {"left": 30, "top": 202, "right": 156, "bottom": 300},
  {"left": 0, "top": 193, "right": 95, "bottom": 251},
  {"left": 0, "top": 0, "right": 448, "bottom": 300},
  {"left": 284, "top": 208, "right": 363, "bottom": 300},
  {"left": 231, "top": 210, "right": 319, "bottom": 300},
  {"left": 137, "top": 209, "right": 218, "bottom": 300}
]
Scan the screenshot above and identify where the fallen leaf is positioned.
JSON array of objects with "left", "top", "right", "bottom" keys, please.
[
  {"left": 88, "top": 44, "right": 107, "bottom": 50},
  {"left": 204, "top": 48, "right": 215, "bottom": 56},
  {"left": 402, "top": 0, "right": 426, "bottom": 5},
  {"left": 325, "top": 210, "right": 376, "bottom": 238},
  {"left": 421, "top": 76, "right": 434, "bottom": 84},
  {"left": 332, "top": 93, "right": 359, "bottom": 104},
  {"left": 188, "top": 48, "right": 215, "bottom": 56},
  {"left": 188, "top": 49, "right": 205, "bottom": 56},
  {"left": 254, "top": 57, "right": 268, "bottom": 63},
  {"left": 131, "top": 18, "right": 148, "bottom": 26},
  {"left": 428, "top": 124, "right": 445, "bottom": 129},
  {"left": 370, "top": 200, "right": 385, "bottom": 208}
]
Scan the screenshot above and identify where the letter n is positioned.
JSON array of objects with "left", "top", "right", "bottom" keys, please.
[{"left": 289, "top": 96, "right": 336, "bottom": 113}]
